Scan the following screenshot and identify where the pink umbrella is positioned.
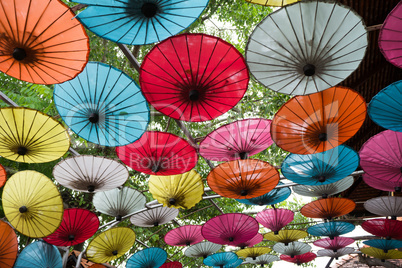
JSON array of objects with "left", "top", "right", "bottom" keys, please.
[
  {"left": 199, "top": 118, "right": 273, "bottom": 161},
  {"left": 359, "top": 130, "right": 402, "bottom": 183},
  {"left": 379, "top": 2, "right": 402, "bottom": 68},
  {"left": 201, "top": 213, "right": 259, "bottom": 246},
  {"left": 234, "top": 233, "right": 263, "bottom": 249},
  {"left": 256, "top": 209, "right": 294, "bottom": 234},
  {"left": 313, "top": 237, "right": 355, "bottom": 252},
  {"left": 363, "top": 173, "right": 402, "bottom": 192},
  {"left": 164, "top": 225, "right": 204, "bottom": 247},
  {"left": 362, "top": 219, "right": 402, "bottom": 240}
]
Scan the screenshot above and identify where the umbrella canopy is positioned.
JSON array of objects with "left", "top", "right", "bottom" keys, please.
[
  {"left": 363, "top": 173, "right": 402, "bottom": 192},
  {"left": 360, "top": 247, "right": 402, "bottom": 262},
  {"left": 313, "top": 237, "right": 355, "bottom": 252},
  {"left": 271, "top": 87, "right": 366, "bottom": 154},
  {"left": 307, "top": 221, "right": 355, "bottom": 239},
  {"left": 272, "top": 242, "right": 311, "bottom": 258},
  {"left": 160, "top": 262, "right": 182, "bottom": 268},
  {"left": 184, "top": 241, "right": 222, "bottom": 259},
  {"left": 359, "top": 130, "right": 402, "bottom": 184},
  {"left": 0, "top": 164, "right": 6, "bottom": 188},
  {"left": 0, "top": 107, "right": 70, "bottom": 163},
  {"left": 292, "top": 176, "right": 354, "bottom": 198},
  {"left": 234, "top": 233, "right": 263, "bottom": 249},
  {"left": 86, "top": 227, "right": 136, "bottom": 263},
  {"left": 43, "top": 208, "right": 99, "bottom": 247},
  {"left": 0, "top": 220, "right": 17, "bottom": 268},
  {"left": 222, "top": 258, "right": 243, "bottom": 268},
  {"left": 2, "top": 170, "right": 63, "bottom": 238},
  {"left": 127, "top": 247, "right": 167, "bottom": 268},
  {"left": 207, "top": 159, "right": 280, "bottom": 199},
  {"left": 256, "top": 208, "right": 294, "bottom": 234},
  {"left": 363, "top": 239, "right": 402, "bottom": 253},
  {"left": 364, "top": 196, "right": 402, "bottom": 219},
  {"left": 264, "top": 230, "right": 308, "bottom": 246},
  {"left": 379, "top": 2, "right": 402, "bottom": 68},
  {"left": 54, "top": 62, "right": 149, "bottom": 147},
  {"left": 362, "top": 219, "right": 402, "bottom": 240},
  {"left": 149, "top": 170, "right": 204, "bottom": 209},
  {"left": 244, "top": 0, "right": 298, "bottom": 7},
  {"left": 53, "top": 155, "right": 128, "bottom": 193},
  {"left": 164, "top": 225, "right": 204, "bottom": 247},
  {"left": 199, "top": 118, "right": 273, "bottom": 161},
  {"left": 317, "top": 247, "right": 355, "bottom": 259},
  {"left": 280, "top": 252, "right": 317, "bottom": 265},
  {"left": 246, "top": 254, "right": 279, "bottom": 266},
  {"left": 300, "top": 197, "right": 356, "bottom": 220},
  {"left": 0, "top": 0, "right": 89, "bottom": 84},
  {"left": 236, "top": 182, "right": 291, "bottom": 206},
  {"left": 368, "top": 80, "right": 402, "bottom": 132},
  {"left": 14, "top": 241, "right": 62, "bottom": 268},
  {"left": 281, "top": 145, "right": 359, "bottom": 186},
  {"left": 203, "top": 252, "right": 239, "bottom": 268},
  {"left": 140, "top": 33, "right": 249, "bottom": 122},
  {"left": 116, "top": 131, "right": 197, "bottom": 175},
  {"left": 236, "top": 247, "right": 271, "bottom": 259},
  {"left": 130, "top": 206, "right": 179, "bottom": 227},
  {"left": 201, "top": 213, "right": 259, "bottom": 246},
  {"left": 76, "top": 0, "right": 209, "bottom": 45},
  {"left": 93, "top": 187, "right": 146, "bottom": 221},
  {"left": 246, "top": 1, "right": 367, "bottom": 95}
]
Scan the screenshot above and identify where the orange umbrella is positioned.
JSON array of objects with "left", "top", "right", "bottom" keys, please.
[
  {"left": 300, "top": 198, "right": 356, "bottom": 220},
  {"left": 0, "top": 220, "right": 18, "bottom": 268},
  {"left": 207, "top": 159, "right": 280, "bottom": 199},
  {"left": 0, "top": 0, "right": 89, "bottom": 84},
  {"left": 271, "top": 86, "right": 366, "bottom": 154},
  {"left": 0, "top": 164, "right": 6, "bottom": 188}
]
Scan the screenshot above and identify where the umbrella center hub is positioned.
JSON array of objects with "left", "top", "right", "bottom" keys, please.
[
  {"left": 318, "top": 133, "right": 328, "bottom": 141},
  {"left": 240, "top": 189, "right": 248, "bottom": 196},
  {"left": 89, "top": 113, "right": 99, "bottom": 123},
  {"left": 169, "top": 198, "right": 176, "bottom": 205},
  {"left": 151, "top": 164, "right": 160, "bottom": 173},
  {"left": 17, "top": 146, "right": 28, "bottom": 155},
  {"left": 153, "top": 222, "right": 159, "bottom": 227},
  {"left": 238, "top": 152, "right": 248, "bottom": 159},
  {"left": 68, "top": 234, "right": 75, "bottom": 241},
  {"left": 322, "top": 193, "right": 328, "bottom": 199},
  {"left": 141, "top": 3, "right": 158, "bottom": 18},
  {"left": 400, "top": 167, "right": 402, "bottom": 173},
  {"left": 87, "top": 185, "right": 95, "bottom": 192},
  {"left": 13, "top": 47, "right": 27, "bottom": 61},
  {"left": 303, "top": 63, "right": 316, "bottom": 76},
  {"left": 116, "top": 215, "right": 123, "bottom": 221},
  {"left": 189, "top": 89, "right": 200, "bottom": 101},
  {"left": 19, "top": 206, "right": 28, "bottom": 213},
  {"left": 395, "top": 186, "right": 401, "bottom": 192},
  {"left": 228, "top": 237, "right": 234, "bottom": 242},
  {"left": 112, "top": 250, "right": 118, "bottom": 255}
]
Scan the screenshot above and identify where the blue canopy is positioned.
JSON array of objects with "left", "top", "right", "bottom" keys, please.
[
  {"left": 363, "top": 239, "right": 402, "bottom": 253},
  {"left": 14, "top": 241, "right": 62, "bottom": 268},
  {"left": 204, "top": 252, "right": 239, "bottom": 267},
  {"left": 127, "top": 247, "right": 167, "bottom": 268},
  {"left": 54, "top": 62, "right": 149, "bottom": 147},
  {"left": 221, "top": 258, "right": 243, "bottom": 268},
  {"left": 236, "top": 182, "right": 291, "bottom": 206},
  {"left": 368, "top": 80, "right": 402, "bottom": 132},
  {"left": 308, "top": 221, "right": 355, "bottom": 239},
  {"left": 281, "top": 145, "right": 359, "bottom": 185},
  {"left": 75, "top": 0, "right": 209, "bottom": 45}
]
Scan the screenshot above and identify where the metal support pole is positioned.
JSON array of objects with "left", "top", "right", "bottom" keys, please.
[
  {"left": 117, "top": 43, "right": 141, "bottom": 72},
  {"left": 325, "top": 257, "right": 334, "bottom": 268}
]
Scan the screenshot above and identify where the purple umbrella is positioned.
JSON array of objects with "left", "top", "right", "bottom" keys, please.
[
  {"left": 313, "top": 237, "right": 355, "bottom": 252},
  {"left": 256, "top": 209, "right": 294, "bottom": 234},
  {"left": 363, "top": 173, "right": 402, "bottom": 192},
  {"left": 359, "top": 130, "right": 402, "bottom": 183},
  {"left": 164, "top": 225, "right": 204, "bottom": 247},
  {"left": 201, "top": 213, "right": 259, "bottom": 246},
  {"left": 234, "top": 233, "right": 263, "bottom": 249}
]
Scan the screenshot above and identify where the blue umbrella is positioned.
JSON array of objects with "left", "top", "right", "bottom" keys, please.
[
  {"left": 368, "top": 80, "right": 402, "bottom": 132},
  {"left": 54, "top": 62, "right": 149, "bottom": 147},
  {"left": 223, "top": 258, "right": 243, "bottom": 268},
  {"left": 308, "top": 221, "right": 355, "bottom": 239},
  {"left": 75, "top": 0, "right": 209, "bottom": 45},
  {"left": 281, "top": 145, "right": 359, "bottom": 185},
  {"left": 204, "top": 252, "right": 239, "bottom": 268},
  {"left": 127, "top": 247, "right": 167, "bottom": 268},
  {"left": 236, "top": 182, "right": 291, "bottom": 206},
  {"left": 14, "top": 241, "right": 62, "bottom": 268},
  {"left": 363, "top": 239, "right": 402, "bottom": 253}
]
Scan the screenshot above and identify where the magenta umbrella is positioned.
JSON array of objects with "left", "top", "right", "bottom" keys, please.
[
  {"left": 164, "top": 225, "right": 204, "bottom": 247},
  {"left": 313, "top": 237, "right": 355, "bottom": 252},
  {"left": 359, "top": 130, "right": 402, "bottom": 183},
  {"left": 363, "top": 173, "right": 402, "bottom": 192},
  {"left": 199, "top": 118, "right": 273, "bottom": 161},
  {"left": 201, "top": 213, "right": 259, "bottom": 246},
  {"left": 234, "top": 233, "right": 263, "bottom": 249},
  {"left": 379, "top": 2, "right": 402, "bottom": 68},
  {"left": 256, "top": 209, "right": 294, "bottom": 234}
]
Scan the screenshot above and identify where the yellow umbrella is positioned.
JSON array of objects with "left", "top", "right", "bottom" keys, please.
[
  {"left": 236, "top": 247, "right": 272, "bottom": 259},
  {"left": 264, "top": 230, "right": 308, "bottom": 246},
  {"left": 0, "top": 107, "right": 70, "bottom": 163},
  {"left": 2, "top": 170, "right": 63, "bottom": 238},
  {"left": 86, "top": 227, "right": 136, "bottom": 264},
  {"left": 361, "top": 247, "right": 402, "bottom": 261},
  {"left": 244, "top": 0, "right": 299, "bottom": 7},
  {"left": 149, "top": 170, "right": 204, "bottom": 209}
]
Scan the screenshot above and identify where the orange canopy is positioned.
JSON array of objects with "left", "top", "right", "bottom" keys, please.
[
  {"left": 0, "top": 164, "right": 6, "bottom": 188},
  {"left": 300, "top": 198, "right": 356, "bottom": 220},
  {"left": 207, "top": 159, "right": 280, "bottom": 199},
  {"left": 271, "top": 86, "right": 366, "bottom": 154},
  {"left": 0, "top": 220, "right": 18, "bottom": 268},
  {"left": 0, "top": 0, "right": 89, "bottom": 84}
]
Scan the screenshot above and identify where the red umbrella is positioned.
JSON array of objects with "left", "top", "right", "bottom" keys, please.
[
  {"left": 160, "top": 261, "right": 182, "bottom": 268},
  {"left": 43, "top": 208, "right": 99, "bottom": 247},
  {"left": 116, "top": 131, "right": 197, "bottom": 175},
  {"left": 140, "top": 33, "right": 249, "bottom": 122},
  {"left": 0, "top": 164, "right": 6, "bottom": 188},
  {"left": 199, "top": 118, "right": 273, "bottom": 161},
  {"left": 362, "top": 219, "right": 402, "bottom": 240},
  {"left": 313, "top": 237, "right": 355, "bottom": 252},
  {"left": 164, "top": 225, "right": 204, "bottom": 247},
  {"left": 280, "top": 252, "right": 317, "bottom": 265},
  {"left": 0, "top": 220, "right": 18, "bottom": 268},
  {"left": 256, "top": 208, "right": 294, "bottom": 234},
  {"left": 201, "top": 213, "right": 259, "bottom": 246}
]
